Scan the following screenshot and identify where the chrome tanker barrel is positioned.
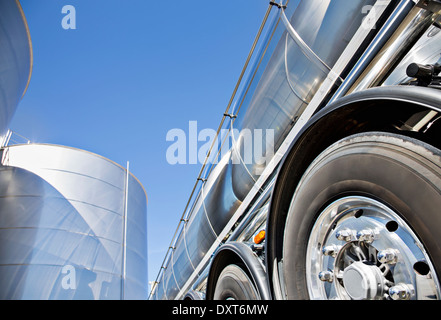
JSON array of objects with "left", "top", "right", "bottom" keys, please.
[
  {"left": 0, "top": 144, "right": 148, "bottom": 300},
  {"left": 153, "top": 152, "right": 240, "bottom": 299},
  {"left": 384, "top": 18, "right": 441, "bottom": 86},
  {"left": 0, "top": 0, "right": 32, "bottom": 139},
  {"left": 231, "top": 0, "right": 377, "bottom": 200}
]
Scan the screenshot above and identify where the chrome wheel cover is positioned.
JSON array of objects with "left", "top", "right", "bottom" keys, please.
[{"left": 306, "top": 196, "right": 440, "bottom": 300}]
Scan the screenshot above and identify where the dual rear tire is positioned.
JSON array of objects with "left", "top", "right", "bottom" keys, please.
[
  {"left": 213, "top": 264, "right": 259, "bottom": 300},
  {"left": 282, "top": 132, "right": 441, "bottom": 300}
]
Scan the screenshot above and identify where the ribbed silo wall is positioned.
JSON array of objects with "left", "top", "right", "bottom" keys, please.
[{"left": 0, "top": 144, "right": 148, "bottom": 300}]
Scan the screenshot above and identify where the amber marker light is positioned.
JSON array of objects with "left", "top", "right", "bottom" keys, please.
[{"left": 254, "top": 230, "right": 266, "bottom": 244}]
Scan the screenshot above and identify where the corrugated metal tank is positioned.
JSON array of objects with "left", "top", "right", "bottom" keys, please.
[
  {"left": 153, "top": 0, "right": 377, "bottom": 300},
  {"left": 0, "top": 0, "right": 32, "bottom": 138},
  {"left": 0, "top": 144, "right": 148, "bottom": 300}
]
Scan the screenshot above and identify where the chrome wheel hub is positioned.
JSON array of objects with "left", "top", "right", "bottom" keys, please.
[
  {"left": 342, "top": 261, "right": 385, "bottom": 300},
  {"left": 306, "top": 196, "right": 440, "bottom": 300}
]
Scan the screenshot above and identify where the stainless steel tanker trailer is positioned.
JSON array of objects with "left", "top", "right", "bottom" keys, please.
[{"left": 151, "top": 0, "right": 441, "bottom": 300}]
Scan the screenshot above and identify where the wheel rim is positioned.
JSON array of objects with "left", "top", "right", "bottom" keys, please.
[{"left": 306, "top": 196, "right": 441, "bottom": 300}]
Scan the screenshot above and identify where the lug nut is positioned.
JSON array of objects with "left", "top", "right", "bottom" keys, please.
[
  {"left": 336, "top": 229, "right": 355, "bottom": 242},
  {"left": 318, "top": 271, "right": 334, "bottom": 283},
  {"left": 389, "top": 284, "right": 413, "bottom": 300},
  {"left": 378, "top": 249, "right": 399, "bottom": 265},
  {"left": 322, "top": 245, "right": 341, "bottom": 258},
  {"left": 357, "top": 229, "right": 375, "bottom": 243}
]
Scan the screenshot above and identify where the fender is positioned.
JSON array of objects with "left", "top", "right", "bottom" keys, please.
[
  {"left": 266, "top": 85, "right": 441, "bottom": 299},
  {"left": 206, "top": 242, "right": 271, "bottom": 300}
]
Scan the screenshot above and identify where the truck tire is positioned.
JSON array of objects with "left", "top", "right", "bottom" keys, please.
[
  {"left": 213, "top": 264, "right": 259, "bottom": 300},
  {"left": 282, "top": 132, "right": 441, "bottom": 300}
]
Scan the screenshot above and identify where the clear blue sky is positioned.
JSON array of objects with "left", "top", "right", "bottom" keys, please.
[{"left": 13, "top": 0, "right": 269, "bottom": 285}]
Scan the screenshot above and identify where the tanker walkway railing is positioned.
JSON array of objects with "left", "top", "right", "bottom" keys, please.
[{"left": 148, "top": 2, "right": 279, "bottom": 300}]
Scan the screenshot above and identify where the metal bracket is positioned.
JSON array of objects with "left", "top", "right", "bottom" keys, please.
[
  {"left": 417, "top": 0, "right": 441, "bottom": 13},
  {"left": 406, "top": 62, "right": 441, "bottom": 88},
  {"left": 270, "top": 1, "right": 287, "bottom": 10},
  {"left": 269, "top": 1, "right": 287, "bottom": 10},
  {"left": 223, "top": 113, "right": 237, "bottom": 119}
]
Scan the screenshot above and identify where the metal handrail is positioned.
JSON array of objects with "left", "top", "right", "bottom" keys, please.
[
  {"left": 1, "top": 129, "right": 31, "bottom": 147},
  {"left": 148, "top": 2, "right": 278, "bottom": 299}
]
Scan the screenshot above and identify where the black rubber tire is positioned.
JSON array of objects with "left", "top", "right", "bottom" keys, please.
[
  {"left": 282, "top": 132, "right": 441, "bottom": 299},
  {"left": 213, "top": 264, "right": 259, "bottom": 300}
]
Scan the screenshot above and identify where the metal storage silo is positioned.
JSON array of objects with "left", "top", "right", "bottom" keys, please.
[
  {"left": 0, "top": 0, "right": 33, "bottom": 139},
  {"left": 0, "top": 144, "right": 148, "bottom": 300}
]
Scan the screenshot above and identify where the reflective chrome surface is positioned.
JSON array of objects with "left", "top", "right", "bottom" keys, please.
[
  {"left": 0, "top": 0, "right": 32, "bottom": 138},
  {"left": 0, "top": 144, "right": 148, "bottom": 299},
  {"left": 329, "top": 0, "right": 414, "bottom": 103},
  {"left": 350, "top": 4, "right": 439, "bottom": 92},
  {"left": 231, "top": 0, "right": 376, "bottom": 199},
  {"left": 307, "top": 197, "right": 440, "bottom": 300},
  {"left": 152, "top": 0, "right": 379, "bottom": 300},
  {"left": 384, "top": 18, "right": 441, "bottom": 86}
]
